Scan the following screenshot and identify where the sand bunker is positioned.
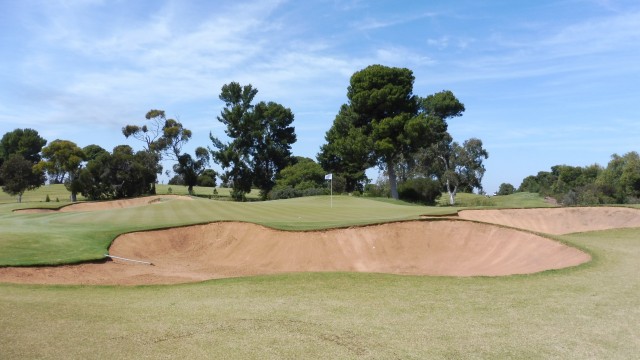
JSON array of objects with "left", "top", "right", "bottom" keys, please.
[
  {"left": 0, "top": 220, "right": 589, "bottom": 285},
  {"left": 14, "top": 195, "right": 192, "bottom": 214},
  {"left": 457, "top": 207, "right": 640, "bottom": 235}
]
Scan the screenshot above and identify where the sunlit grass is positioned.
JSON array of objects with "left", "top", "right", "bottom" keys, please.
[
  {"left": 1, "top": 227, "right": 638, "bottom": 358},
  {"left": 0, "top": 195, "right": 446, "bottom": 265}
]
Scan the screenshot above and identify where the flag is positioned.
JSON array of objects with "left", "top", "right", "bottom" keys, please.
[{"left": 325, "top": 173, "right": 332, "bottom": 180}]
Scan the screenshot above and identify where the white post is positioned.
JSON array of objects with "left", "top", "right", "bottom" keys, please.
[{"left": 326, "top": 173, "right": 333, "bottom": 208}]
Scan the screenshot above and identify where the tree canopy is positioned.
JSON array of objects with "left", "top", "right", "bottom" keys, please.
[
  {"left": 0, "top": 154, "right": 45, "bottom": 202},
  {"left": 0, "top": 128, "right": 47, "bottom": 168},
  {"left": 520, "top": 152, "right": 640, "bottom": 205},
  {"left": 210, "top": 82, "right": 296, "bottom": 200},
  {"left": 320, "top": 65, "right": 451, "bottom": 199},
  {"left": 433, "top": 136, "right": 488, "bottom": 205},
  {"left": 122, "top": 109, "right": 192, "bottom": 160},
  {"left": 37, "top": 139, "right": 86, "bottom": 201},
  {"left": 173, "top": 147, "right": 210, "bottom": 194},
  {"left": 76, "top": 145, "right": 158, "bottom": 200}
]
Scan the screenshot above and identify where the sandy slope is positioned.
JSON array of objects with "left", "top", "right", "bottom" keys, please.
[
  {"left": 457, "top": 207, "right": 640, "bottom": 234},
  {"left": 13, "top": 195, "right": 192, "bottom": 213},
  {"left": 0, "top": 220, "right": 590, "bottom": 285}
]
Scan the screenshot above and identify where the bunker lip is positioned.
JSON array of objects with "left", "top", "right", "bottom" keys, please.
[
  {"left": 456, "top": 206, "right": 640, "bottom": 235},
  {"left": 0, "top": 220, "right": 590, "bottom": 285},
  {"left": 13, "top": 195, "right": 193, "bottom": 214}
]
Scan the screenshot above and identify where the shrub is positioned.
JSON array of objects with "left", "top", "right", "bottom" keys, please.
[
  {"left": 45, "top": 194, "right": 50, "bottom": 202},
  {"left": 301, "top": 188, "right": 328, "bottom": 197},
  {"left": 398, "top": 178, "right": 442, "bottom": 205},
  {"left": 562, "top": 190, "right": 579, "bottom": 206},
  {"left": 269, "top": 186, "right": 299, "bottom": 200},
  {"left": 497, "top": 183, "right": 516, "bottom": 195},
  {"left": 364, "top": 183, "right": 389, "bottom": 198}
]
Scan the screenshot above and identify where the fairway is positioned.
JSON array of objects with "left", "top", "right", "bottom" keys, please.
[{"left": 1, "top": 194, "right": 639, "bottom": 358}]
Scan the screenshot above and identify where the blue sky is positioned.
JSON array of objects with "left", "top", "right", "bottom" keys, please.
[{"left": 1, "top": 0, "right": 639, "bottom": 193}]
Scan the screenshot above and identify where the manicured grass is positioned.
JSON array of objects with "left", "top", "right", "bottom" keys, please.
[
  {"left": 0, "top": 195, "right": 452, "bottom": 266},
  {"left": 1, "top": 227, "right": 639, "bottom": 358}
]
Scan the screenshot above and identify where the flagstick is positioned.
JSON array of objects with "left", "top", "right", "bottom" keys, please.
[{"left": 330, "top": 177, "right": 333, "bottom": 208}]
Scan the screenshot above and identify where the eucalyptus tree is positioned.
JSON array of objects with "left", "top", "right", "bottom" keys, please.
[
  {"left": 431, "top": 136, "right": 489, "bottom": 205},
  {"left": 173, "top": 147, "right": 210, "bottom": 195},
  {"left": 37, "top": 139, "right": 86, "bottom": 202},
  {"left": 122, "top": 110, "right": 192, "bottom": 193}
]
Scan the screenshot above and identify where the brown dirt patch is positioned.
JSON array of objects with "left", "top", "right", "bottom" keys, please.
[
  {"left": 13, "top": 195, "right": 192, "bottom": 214},
  {"left": 457, "top": 207, "right": 640, "bottom": 234},
  {"left": 0, "top": 220, "right": 589, "bottom": 285}
]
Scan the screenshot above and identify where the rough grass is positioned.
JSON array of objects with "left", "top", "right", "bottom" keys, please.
[
  {"left": 1, "top": 188, "right": 639, "bottom": 357},
  {"left": 1, "top": 227, "right": 639, "bottom": 358},
  {"left": 0, "top": 184, "right": 85, "bottom": 204},
  {"left": 437, "top": 191, "right": 554, "bottom": 208},
  {"left": 0, "top": 184, "right": 250, "bottom": 204}
]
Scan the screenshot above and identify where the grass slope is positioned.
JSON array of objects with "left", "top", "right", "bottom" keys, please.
[
  {"left": 0, "top": 184, "right": 257, "bottom": 204},
  {"left": 0, "top": 196, "right": 453, "bottom": 266},
  {"left": 1, "top": 227, "right": 639, "bottom": 358}
]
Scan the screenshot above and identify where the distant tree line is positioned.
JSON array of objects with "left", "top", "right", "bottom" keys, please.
[
  {"left": 518, "top": 151, "right": 640, "bottom": 205},
  {"left": 1, "top": 64, "right": 490, "bottom": 205}
]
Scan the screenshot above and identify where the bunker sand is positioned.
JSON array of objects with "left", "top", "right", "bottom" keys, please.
[
  {"left": 0, "top": 220, "right": 589, "bottom": 285},
  {"left": 457, "top": 207, "right": 640, "bottom": 235}
]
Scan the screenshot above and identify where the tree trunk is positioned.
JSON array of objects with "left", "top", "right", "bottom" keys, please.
[
  {"left": 71, "top": 192, "right": 77, "bottom": 202},
  {"left": 445, "top": 179, "right": 457, "bottom": 205},
  {"left": 388, "top": 159, "right": 399, "bottom": 200}
]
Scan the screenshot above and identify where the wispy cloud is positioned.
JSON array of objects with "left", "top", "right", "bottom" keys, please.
[{"left": 352, "top": 11, "right": 438, "bottom": 31}]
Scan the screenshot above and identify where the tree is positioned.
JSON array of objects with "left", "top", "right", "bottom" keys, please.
[
  {"left": 597, "top": 151, "right": 640, "bottom": 202},
  {"left": 122, "top": 110, "right": 193, "bottom": 194},
  {"left": 76, "top": 145, "right": 158, "bottom": 200},
  {"left": 317, "top": 105, "right": 373, "bottom": 192},
  {"left": 173, "top": 147, "right": 210, "bottom": 194},
  {"left": 210, "top": 82, "right": 296, "bottom": 200},
  {"left": 122, "top": 110, "right": 192, "bottom": 160},
  {"left": 0, "top": 128, "right": 47, "bottom": 165},
  {"left": 497, "top": 183, "right": 516, "bottom": 195},
  {"left": 421, "top": 90, "right": 466, "bottom": 120},
  {"left": 0, "top": 154, "right": 45, "bottom": 202},
  {"left": 349, "top": 65, "right": 418, "bottom": 199},
  {"left": 433, "top": 136, "right": 488, "bottom": 205},
  {"left": 0, "top": 129, "right": 47, "bottom": 186},
  {"left": 82, "top": 144, "right": 108, "bottom": 161},
  {"left": 388, "top": 90, "right": 468, "bottom": 189},
  {"left": 37, "top": 140, "right": 86, "bottom": 202},
  {"left": 275, "top": 157, "right": 326, "bottom": 191},
  {"left": 197, "top": 169, "right": 217, "bottom": 187},
  {"left": 323, "top": 65, "right": 450, "bottom": 199},
  {"left": 168, "top": 174, "right": 185, "bottom": 186},
  {"left": 251, "top": 101, "right": 297, "bottom": 198}
]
